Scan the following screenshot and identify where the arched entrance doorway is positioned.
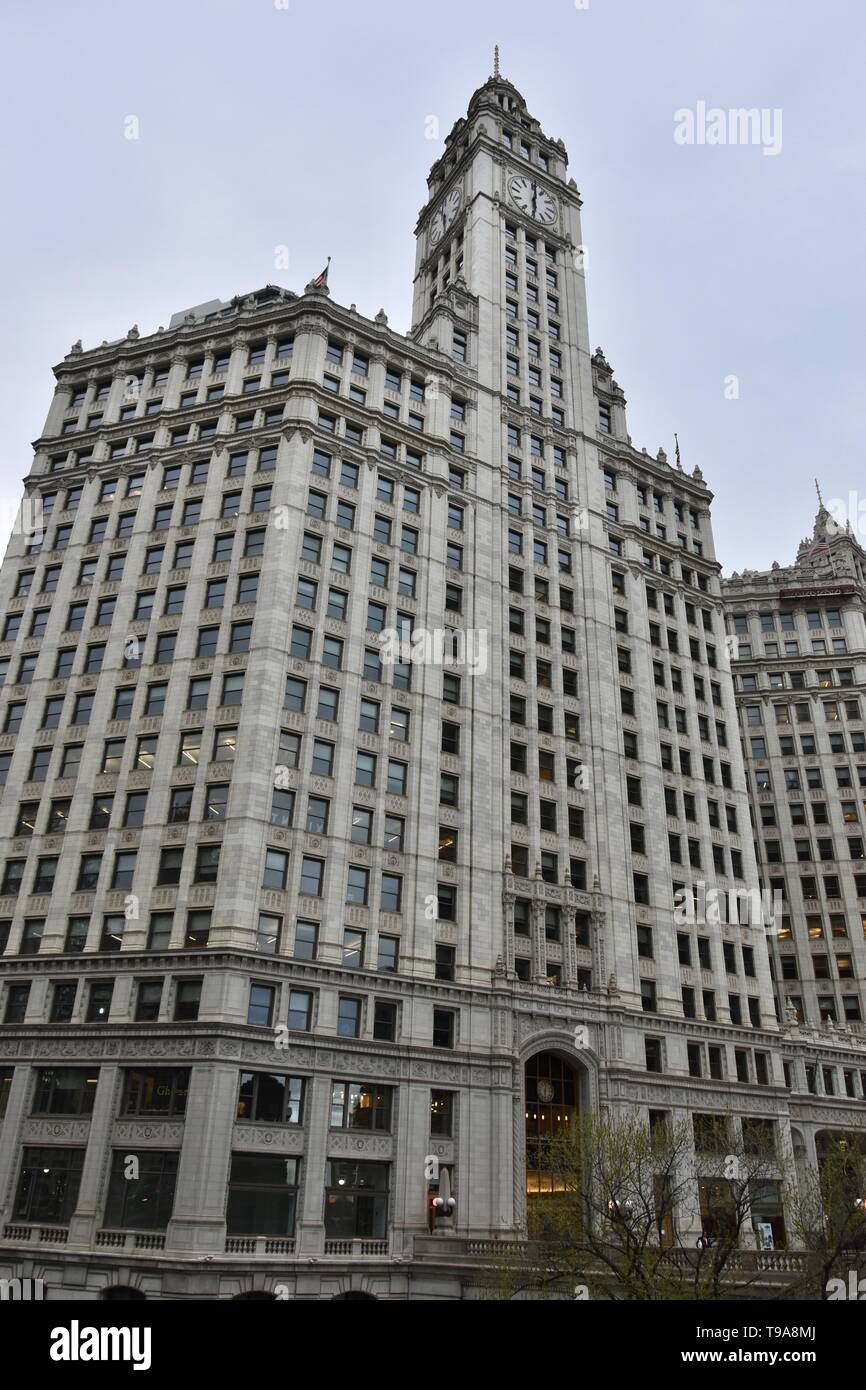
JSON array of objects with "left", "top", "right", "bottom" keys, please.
[
  {"left": 99, "top": 1286, "right": 146, "bottom": 1301},
  {"left": 524, "top": 1052, "right": 578, "bottom": 1198},
  {"left": 332, "top": 1291, "right": 377, "bottom": 1300}
]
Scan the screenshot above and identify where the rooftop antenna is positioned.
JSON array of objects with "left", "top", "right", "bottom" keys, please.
[
  {"left": 493, "top": 44, "right": 500, "bottom": 79},
  {"left": 815, "top": 478, "right": 824, "bottom": 509}
]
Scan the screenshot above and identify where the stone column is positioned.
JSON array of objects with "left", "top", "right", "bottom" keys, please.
[
  {"left": 590, "top": 877, "right": 607, "bottom": 989},
  {"left": 164, "top": 352, "right": 187, "bottom": 411},
  {"left": 164, "top": 1062, "right": 237, "bottom": 1254},
  {"left": 562, "top": 904, "right": 578, "bottom": 987},
  {"left": 140, "top": 357, "right": 158, "bottom": 405},
  {"left": 393, "top": 1082, "right": 428, "bottom": 1251},
  {"left": 367, "top": 347, "right": 387, "bottom": 417},
  {"left": 67, "top": 1064, "right": 120, "bottom": 1245},
  {"left": 283, "top": 323, "right": 325, "bottom": 431},
  {"left": 107, "top": 362, "right": 132, "bottom": 424},
  {"left": 27, "top": 979, "right": 50, "bottom": 1021},
  {"left": 44, "top": 380, "right": 75, "bottom": 440},
  {"left": 502, "top": 886, "right": 516, "bottom": 979},
  {"left": 296, "top": 1074, "right": 330, "bottom": 1254},
  {"left": 84, "top": 368, "right": 101, "bottom": 418},
  {"left": 0, "top": 1066, "right": 33, "bottom": 1222},
  {"left": 224, "top": 333, "right": 249, "bottom": 397},
  {"left": 110, "top": 974, "right": 134, "bottom": 1023},
  {"left": 531, "top": 894, "right": 546, "bottom": 984},
  {"left": 188, "top": 347, "right": 213, "bottom": 407},
  {"left": 264, "top": 332, "right": 279, "bottom": 381}
]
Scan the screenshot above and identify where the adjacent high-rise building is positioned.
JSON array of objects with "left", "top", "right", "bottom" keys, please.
[
  {"left": 0, "top": 66, "right": 863, "bottom": 1301},
  {"left": 723, "top": 506, "right": 866, "bottom": 1035}
]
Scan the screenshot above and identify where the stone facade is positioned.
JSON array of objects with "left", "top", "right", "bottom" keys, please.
[
  {"left": 0, "top": 69, "right": 863, "bottom": 1300},
  {"left": 722, "top": 507, "right": 866, "bottom": 1039}
]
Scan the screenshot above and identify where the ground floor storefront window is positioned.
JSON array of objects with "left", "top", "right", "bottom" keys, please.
[
  {"left": 104, "top": 1149, "right": 179, "bottom": 1230},
  {"left": 14, "top": 1146, "right": 84, "bottom": 1225},
  {"left": 226, "top": 1154, "right": 300, "bottom": 1235},
  {"left": 324, "top": 1161, "right": 389, "bottom": 1239}
]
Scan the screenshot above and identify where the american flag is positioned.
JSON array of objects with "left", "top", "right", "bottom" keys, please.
[
  {"left": 311, "top": 257, "right": 330, "bottom": 288},
  {"left": 675, "top": 433, "right": 682, "bottom": 471}
]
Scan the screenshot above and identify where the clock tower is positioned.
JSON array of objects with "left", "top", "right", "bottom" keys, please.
[
  {"left": 410, "top": 58, "right": 596, "bottom": 437},
  {"left": 410, "top": 58, "right": 646, "bottom": 1003}
]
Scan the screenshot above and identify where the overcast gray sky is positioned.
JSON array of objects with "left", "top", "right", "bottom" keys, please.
[{"left": 2, "top": 0, "right": 864, "bottom": 572}]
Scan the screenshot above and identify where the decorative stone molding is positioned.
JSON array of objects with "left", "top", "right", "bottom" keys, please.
[
  {"left": 22, "top": 1118, "right": 91, "bottom": 1142},
  {"left": 327, "top": 1133, "right": 392, "bottom": 1157},
  {"left": 112, "top": 1121, "right": 185, "bottom": 1145},
  {"left": 232, "top": 1124, "right": 304, "bottom": 1153}
]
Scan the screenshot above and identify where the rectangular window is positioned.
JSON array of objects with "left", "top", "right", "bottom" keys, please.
[
  {"left": 14, "top": 1147, "right": 85, "bottom": 1225},
  {"left": 287, "top": 989, "right": 313, "bottom": 1031},
  {"left": 226, "top": 1153, "right": 300, "bottom": 1236},
  {"left": 247, "top": 983, "right": 275, "bottom": 1027},
  {"left": 237, "top": 1072, "right": 303, "bottom": 1126},
  {"left": 330, "top": 1082, "right": 392, "bottom": 1131},
  {"left": 323, "top": 1158, "right": 389, "bottom": 1241},
  {"left": 103, "top": 1150, "right": 179, "bottom": 1231},
  {"left": 433, "top": 1008, "right": 455, "bottom": 1048},
  {"left": 337, "top": 996, "right": 361, "bottom": 1038}
]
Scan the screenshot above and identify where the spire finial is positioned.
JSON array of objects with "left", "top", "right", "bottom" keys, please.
[
  {"left": 493, "top": 44, "right": 500, "bottom": 79},
  {"left": 815, "top": 477, "right": 824, "bottom": 508}
]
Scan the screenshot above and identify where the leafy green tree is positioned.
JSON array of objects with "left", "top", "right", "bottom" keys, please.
[
  {"left": 489, "top": 1110, "right": 788, "bottom": 1301},
  {"left": 787, "top": 1133, "right": 866, "bottom": 1299}
]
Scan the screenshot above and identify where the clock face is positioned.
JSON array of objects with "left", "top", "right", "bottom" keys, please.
[
  {"left": 430, "top": 186, "right": 462, "bottom": 245},
  {"left": 442, "top": 186, "right": 461, "bottom": 226},
  {"left": 508, "top": 174, "right": 557, "bottom": 225},
  {"left": 430, "top": 210, "right": 446, "bottom": 244}
]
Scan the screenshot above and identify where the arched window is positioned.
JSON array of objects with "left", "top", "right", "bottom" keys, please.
[{"left": 525, "top": 1053, "right": 577, "bottom": 1195}]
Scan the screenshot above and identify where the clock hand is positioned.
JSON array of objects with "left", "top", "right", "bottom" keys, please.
[{"left": 532, "top": 183, "right": 537, "bottom": 217}]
